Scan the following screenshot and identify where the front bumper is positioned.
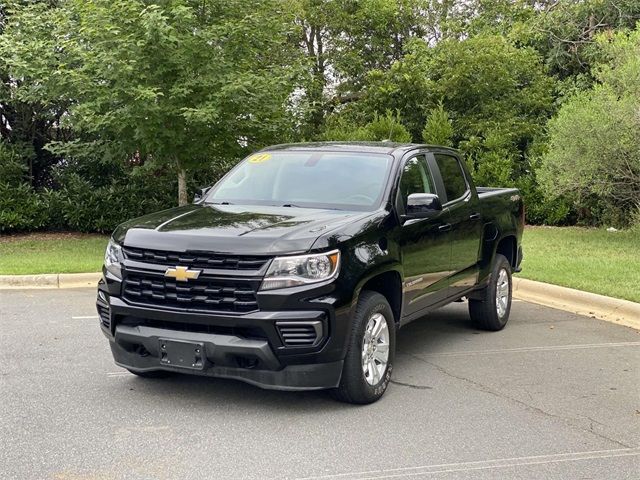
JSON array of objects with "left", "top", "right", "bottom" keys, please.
[
  {"left": 110, "top": 324, "right": 343, "bottom": 390},
  {"left": 97, "top": 272, "right": 353, "bottom": 390}
]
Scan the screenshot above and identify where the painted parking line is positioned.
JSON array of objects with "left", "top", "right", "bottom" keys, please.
[
  {"left": 294, "top": 447, "right": 640, "bottom": 480},
  {"left": 71, "top": 315, "right": 99, "bottom": 320},
  {"left": 106, "top": 371, "right": 133, "bottom": 377},
  {"left": 412, "top": 341, "right": 640, "bottom": 358}
]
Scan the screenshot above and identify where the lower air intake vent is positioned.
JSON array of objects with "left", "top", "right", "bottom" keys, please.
[
  {"left": 276, "top": 321, "right": 322, "bottom": 347},
  {"left": 97, "top": 303, "right": 110, "bottom": 329}
]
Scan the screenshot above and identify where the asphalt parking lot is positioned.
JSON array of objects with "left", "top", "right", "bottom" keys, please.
[{"left": 1, "top": 288, "right": 638, "bottom": 480}]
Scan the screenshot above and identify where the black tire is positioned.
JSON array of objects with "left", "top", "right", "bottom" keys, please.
[
  {"left": 331, "top": 291, "right": 396, "bottom": 404},
  {"left": 127, "top": 369, "right": 172, "bottom": 379},
  {"left": 469, "top": 254, "right": 513, "bottom": 331}
]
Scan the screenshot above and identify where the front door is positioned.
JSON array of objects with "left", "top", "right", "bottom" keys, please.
[{"left": 396, "top": 154, "right": 452, "bottom": 319}]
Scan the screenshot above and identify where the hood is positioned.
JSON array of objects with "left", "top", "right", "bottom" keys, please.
[{"left": 113, "top": 204, "right": 370, "bottom": 255}]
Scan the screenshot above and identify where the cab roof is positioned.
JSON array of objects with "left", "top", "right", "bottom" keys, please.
[{"left": 262, "top": 141, "right": 459, "bottom": 156}]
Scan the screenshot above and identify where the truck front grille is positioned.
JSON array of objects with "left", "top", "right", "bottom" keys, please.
[
  {"left": 123, "top": 246, "right": 270, "bottom": 271},
  {"left": 122, "top": 271, "right": 260, "bottom": 313}
]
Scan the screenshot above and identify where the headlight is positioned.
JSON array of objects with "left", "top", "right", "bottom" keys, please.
[
  {"left": 260, "top": 250, "right": 340, "bottom": 290},
  {"left": 104, "top": 239, "right": 123, "bottom": 279}
]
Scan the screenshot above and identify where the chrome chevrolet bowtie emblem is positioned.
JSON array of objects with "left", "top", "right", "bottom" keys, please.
[{"left": 164, "top": 266, "right": 201, "bottom": 282}]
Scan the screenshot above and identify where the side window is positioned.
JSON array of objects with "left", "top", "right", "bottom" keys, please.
[
  {"left": 398, "top": 155, "right": 434, "bottom": 208},
  {"left": 434, "top": 154, "right": 467, "bottom": 203}
]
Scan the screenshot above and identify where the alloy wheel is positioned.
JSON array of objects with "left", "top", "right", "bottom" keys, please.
[
  {"left": 495, "top": 268, "right": 510, "bottom": 318},
  {"left": 361, "top": 312, "right": 390, "bottom": 385}
]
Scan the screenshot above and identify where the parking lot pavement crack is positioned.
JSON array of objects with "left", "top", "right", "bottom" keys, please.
[
  {"left": 389, "top": 379, "right": 433, "bottom": 390},
  {"left": 410, "top": 354, "right": 634, "bottom": 449}
]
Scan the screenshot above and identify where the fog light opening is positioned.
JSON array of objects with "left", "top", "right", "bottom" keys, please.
[{"left": 235, "top": 356, "right": 259, "bottom": 369}]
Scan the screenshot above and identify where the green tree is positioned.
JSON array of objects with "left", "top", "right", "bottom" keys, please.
[
  {"left": 523, "top": 0, "right": 640, "bottom": 81},
  {"left": 320, "top": 110, "right": 411, "bottom": 142},
  {"left": 539, "top": 27, "right": 640, "bottom": 227},
  {"left": 293, "top": 0, "right": 440, "bottom": 136},
  {"left": 2, "top": 0, "right": 300, "bottom": 205},
  {"left": 443, "top": 0, "right": 535, "bottom": 38},
  {"left": 361, "top": 34, "right": 554, "bottom": 184},
  {"left": 0, "top": 0, "right": 65, "bottom": 188},
  {"left": 422, "top": 103, "right": 453, "bottom": 146}
]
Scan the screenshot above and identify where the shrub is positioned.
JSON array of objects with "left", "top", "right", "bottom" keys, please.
[
  {"left": 52, "top": 166, "right": 178, "bottom": 233},
  {"left": 515, "top": 175, "right": 573, "bottom": 225},
  {"left": 539, "top": 28, "right": 640, "bottom": 228},
  {"left": 0, "top": 142, "right": 29, "bottom": 186},
  {"left": 539, "top": 85, "right": 639, "bottom": 227},
  {"left": 0, "top": 183, "right": 49, "bottom": 232},
  {"left": 320, "top": 110, "right": 412, "bottom": 143},
  {"left": 459, "top": 132, "right": 516, "bottom": 187},
  {"left": 422, "top": 103, "right": 453, "bottom": 146},
  {"left": 0, "top": 146, "right": 245, "bottom": 234},
  {"left": 364, "top": 111, "right": 412, "bottom": 142}
]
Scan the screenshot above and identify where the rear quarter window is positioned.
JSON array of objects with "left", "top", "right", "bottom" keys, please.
[{"left": 434, "top": 154, "right": 467, "bottom": 203}]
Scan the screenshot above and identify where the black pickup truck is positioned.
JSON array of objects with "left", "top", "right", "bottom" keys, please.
[{"left": 97, "top": 142, "right": 524, "bottom": 403}]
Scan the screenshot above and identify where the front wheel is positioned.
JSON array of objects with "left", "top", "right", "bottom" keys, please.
[
  {"left": 332, "top": 291, "right": 396, "bottom": 404},
  {"left": 469, "top": 254, "right": 513, "bottom": 331}
]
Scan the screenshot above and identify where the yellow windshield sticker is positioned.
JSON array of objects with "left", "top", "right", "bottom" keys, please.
[{"left": 248, "top": 153, "right": 272, "bottom": 164}]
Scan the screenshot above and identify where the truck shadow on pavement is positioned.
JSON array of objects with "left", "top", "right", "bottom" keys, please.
[{"left": 119, "top": 304, "right": 479, "bottom": 409}]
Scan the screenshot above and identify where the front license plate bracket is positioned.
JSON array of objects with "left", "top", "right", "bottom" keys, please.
[{"left": 159, "top": 338, "right": 205, "bottom": 370}]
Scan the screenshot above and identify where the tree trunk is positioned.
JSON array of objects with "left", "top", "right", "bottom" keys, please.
[{"left": 177, "top": 167, "right": 188, "bottom": 206}]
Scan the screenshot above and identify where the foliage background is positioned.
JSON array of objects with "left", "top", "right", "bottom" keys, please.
[{"left": 1, "top": 0, "right": 639, "bottom": 233}]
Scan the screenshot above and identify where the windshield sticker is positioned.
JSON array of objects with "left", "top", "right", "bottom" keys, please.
[{"left": 248, "top": 153, "right": 272, "bottom": 164}]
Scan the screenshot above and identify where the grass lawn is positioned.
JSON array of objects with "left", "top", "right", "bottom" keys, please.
[
  {"left": 520, "top": 226, "right": 640, "bottom": 303},
  {"left": 0, "top": 233, "right": 108, "bottom": 275}
]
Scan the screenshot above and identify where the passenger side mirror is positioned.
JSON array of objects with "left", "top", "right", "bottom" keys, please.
[
  {"left": 193, "top": 186, "right": 212, "bottom": 203},
  {"left": 403, "top": 193, "right": 442, "bottom": 220}
]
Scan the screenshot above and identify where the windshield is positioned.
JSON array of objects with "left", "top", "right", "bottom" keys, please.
[{"left": 205, "top": 151, "right": 393, "bottom": 211}]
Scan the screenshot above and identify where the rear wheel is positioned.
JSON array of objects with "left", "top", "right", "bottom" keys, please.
[
  {"left": 332, "top": 291, "right": 396, "bottom": 404},
  {"left": 469, "top": 254, "right": 512, "bottom": 331}
]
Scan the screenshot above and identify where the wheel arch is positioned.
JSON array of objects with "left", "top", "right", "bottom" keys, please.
[
  {"left": 495, "top": 234, "right": 518, "bottom": 269},
  {"left": 354, "top": 268, "right": 403, "bottom": 325}
]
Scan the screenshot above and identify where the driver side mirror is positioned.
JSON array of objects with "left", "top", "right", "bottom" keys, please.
[
  {"left": 403, "top": 193, "right": 442, "bottom": 220},
  {"left": 193, "top": 186, "right": 212, "bottom": 203}
]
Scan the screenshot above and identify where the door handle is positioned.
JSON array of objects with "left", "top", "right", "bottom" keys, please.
[
  {"left": 469, "top": 213, "right": 480, "bottom": 220},
  {"left": 438, "top": 223, "right": 452, "bottom": 232}
]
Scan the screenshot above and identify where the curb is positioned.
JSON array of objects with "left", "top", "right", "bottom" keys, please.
[
  {"left": 0, "top": 272, "right": 101, "bottom": 290},
  {"left": 0, "top": 272, "right": 637, "bottom": 330},
  {"left": 513, "top": 277, "right": 640, "bottom": 331}
]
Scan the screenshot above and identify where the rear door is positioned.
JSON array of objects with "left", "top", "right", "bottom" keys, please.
[
  {"left": 395, "top": 154, "right": 452, "bottom": 318},
  {"left": 429, "top": 153, "right": 482, "bottom": 297}
]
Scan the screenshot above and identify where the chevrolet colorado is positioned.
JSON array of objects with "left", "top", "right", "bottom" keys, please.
[{"left": 97, "top": 142, "right": 524, "bottom": 404}]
